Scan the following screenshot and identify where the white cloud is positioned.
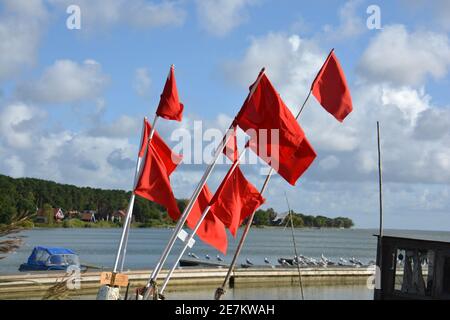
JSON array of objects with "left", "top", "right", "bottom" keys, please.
[
  {"left": 223, "top": 33, "right": 323, "bottom": 95},
  {"left": 196, "top": 0, "right": 260, "bottom": 36},
  {"left": 16, "top": 59, "right": 109, "bottom": 104},
  {"left": 3, "top": 155, "right": 25, "bottom": 178},
  {"left": 133, "top": 68, "right": 152, "bottom": 97},
  {"left": 357, "top": 25, "right": 450, "bottom": 86},
  {"left": 414, "top": 108, "right": 450, "bottom": 141},
  {"left": 0, "top": 103, "right": 45, "bottom": 149},
  {"left": 0, "top": 0, "right": 48, "bottom": 81},
  {"left": 403, "top": 0, "right": 450, "bottom": 31},
  {"left": 48, "top": 0, "right": 186, "bottom": 32},
  {"left": 319, "top": 155, "right": 340, "bottom": 171},
  {"left": 0, "top": 103, "right": 139, "bottom": 189},
  {"left": 88, "top": 115, "right": 141, "bottom": 138},
  {"left": 381, "top": 86, "right": 430, "bottom": 124},
  {"left": 322, "top": 0, "right": 366, "bottom": 41}
]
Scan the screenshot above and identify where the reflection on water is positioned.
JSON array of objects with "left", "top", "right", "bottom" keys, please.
[
  {"left": 70, "top": 284, "right": 372, "bottom": 300},
  {"left": 160, "top": 283, "right": 372, "bottom": 300}
]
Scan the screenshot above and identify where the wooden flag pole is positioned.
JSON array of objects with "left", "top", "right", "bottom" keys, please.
[
  {"left": 214, "top": 89, "right": 312, "bottom": 300},
  {"left": 143, "top": 68, "right": 266, "bottom": 300},
  {"left": 374, "top": 121, "right": 383, "bottom": 299},
  {"left": 377, "top": 121, "right": 383, "bottom": 239},
  {"left": 159, "top": 149, "right": 247, "bottom": 296},
  {"left": 284, "top": 191, "right": 305, "bottom": 300}
]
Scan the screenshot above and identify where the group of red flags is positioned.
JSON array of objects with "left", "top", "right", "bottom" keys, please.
[{"left": 133, "top": 49, "right": 353, "bottom": 254}]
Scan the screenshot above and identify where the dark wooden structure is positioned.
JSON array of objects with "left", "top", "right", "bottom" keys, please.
[{"left": 375, "top": 236, "right": 450, "bottom": 300}]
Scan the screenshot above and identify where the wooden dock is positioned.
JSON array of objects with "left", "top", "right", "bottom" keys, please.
[{"left": 0, "top": 266, "right": 374, "bottom": 299}]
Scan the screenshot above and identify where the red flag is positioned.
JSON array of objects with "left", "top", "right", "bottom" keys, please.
[
  {"left": 236, "top": 73, "right": 317, "bottom": 185},
  {"left": 311, "top": 49, "right": 353, "bottom": 122},
  {"left": 156, "top": 65, "right": 184, "bottom": 122},
  {"left": 134, "top": 143, "right": 181, "bottom": 221},
  {"left": 223, "top": 126, "right": 238, "bottom": 162},
  {"left": 186, "top": 185, "right": 228, "bottom": 254},
  {"left": 211, "top": 165, "right": 265, "bottom": 237},
  {"left": 138, "top": 118, "right": 150, "bottom": 158},
  {"left": 146, "top": 120, "right": 182, "bottom": 175}
]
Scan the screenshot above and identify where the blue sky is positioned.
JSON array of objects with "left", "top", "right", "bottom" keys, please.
[{"left": 1, "top": 0, "right": 450, "bottom": 230}]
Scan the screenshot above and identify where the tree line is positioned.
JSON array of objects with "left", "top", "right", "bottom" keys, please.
[
  {"left": 0, "top": 174, "right": 353, "bottom": 229},
  {"left": 253, "top": 208, "right": 354, "bottom": 228}
]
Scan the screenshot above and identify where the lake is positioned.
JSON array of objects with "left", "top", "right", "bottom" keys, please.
[
  {"left": 2, "top": 227, "right": 450, "bottom": 300},
  {"left": 3, "top": 227, "right": 450, "bottom": 274}
]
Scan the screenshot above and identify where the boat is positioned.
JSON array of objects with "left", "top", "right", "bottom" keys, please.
[
  {"left": 179, "top": 258, "right": 229, "bottom": 268},
  {"left": 19, "top": 246, "right": 82, "bottom": 272}
]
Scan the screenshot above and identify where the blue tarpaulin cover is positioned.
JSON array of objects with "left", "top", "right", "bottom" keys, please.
[{"left": 27, "top": 246, "right": 76, "bottom": 265}]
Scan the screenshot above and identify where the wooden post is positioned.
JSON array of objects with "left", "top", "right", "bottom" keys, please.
[{"left": 374, "top": 121, "right": 384, "bottom": 299}]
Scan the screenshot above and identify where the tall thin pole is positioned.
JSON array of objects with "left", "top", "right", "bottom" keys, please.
[
  {"left": 159, "top": 150, "right": 247, "bottom": 295},
  {"left": 377, "top": 121, "right": 383, "bottom": 238},
  {"left": 143, "top": 68, "right": 267, "bottom": 299},
  {"left": 375, "top": 121, "right": 383, "bottom": 299},
  {"left": 214, "top": 90, "right": 312, "bottom": 300},
  {"left": 285, "top": 192, "right": 304, "bottom": 300},
  {"left": 118, "top": 115, "right": 159, "bottom": 272},
  {"left": 112, "top": 117, "right": 147, "bottom": 274}
]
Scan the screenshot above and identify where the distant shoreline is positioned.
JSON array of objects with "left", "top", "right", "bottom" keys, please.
[{"left": 28, "top": 222, "right": 353, "bottom": 230}]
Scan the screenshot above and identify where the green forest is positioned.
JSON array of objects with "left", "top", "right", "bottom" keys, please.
[{"left": 0, "top": 174, "right": 353, "bottom": 229}]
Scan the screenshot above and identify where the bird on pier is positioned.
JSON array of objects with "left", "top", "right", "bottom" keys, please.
[
  {"left": 216, "top": 255, "right": 224, "bottom": 262},
  {"left": 279, "top": 259, "right": 290, "bottom": 267},
  {"left": 205, "top": 254, "right": 210, "bottom": 260},
  {"left": 264, "top": 257, "right": 271, "bottom": 264},
  {"left": 246, "top": 258, "right": 254, "bottom": 266},
  {"left": 189, "top": 252, "right": 199, "bottom": 259}
]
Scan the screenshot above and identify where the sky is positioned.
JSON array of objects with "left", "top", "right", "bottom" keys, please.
[{"left": 1, "top": 0, "right": 450, "bottom": 230}]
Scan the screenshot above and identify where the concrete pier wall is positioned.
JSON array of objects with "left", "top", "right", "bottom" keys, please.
[{"left": 0, "top": 267, "right": 374, "bottom": 299}]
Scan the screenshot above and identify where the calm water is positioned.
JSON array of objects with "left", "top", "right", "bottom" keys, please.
[
  {"left": 3, "top": 227, "right": 450, "bottom": 274},
  {"left": 3, "top": 227, "right": 450, "bottom": 300}
]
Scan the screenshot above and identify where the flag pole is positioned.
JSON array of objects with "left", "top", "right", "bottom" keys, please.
[
  {"left": 143, "top": 68, "right": 267, "bottom": 299},
  {"left": 117, "top": 64, "right": 173, "bottom": 273},
  {"left": 159, "top": 149, "right": 247, "bottom": 296},
  {"left": 374, "top": 121, "right": 383, "bottom": 299},
  {"left": 214, "top": 89, "right": 312, "bottom": 300},
  {"left": 142, "top": 124, "right": 235, "bottom": 299},
  {"left": 112, "top": 115, "right": 159, "bottom": 275},
  {"left": 118, "top": 115, "right": 159, "bottom": 272},
  {"left": 112, "top": 117, "right": 147, "bottom": 274},
  {"left": 284, "top": 191, "right": 305, "bottom": 300}
]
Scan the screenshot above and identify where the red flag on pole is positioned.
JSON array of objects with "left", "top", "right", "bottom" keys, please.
[
  {"left": 311, "top": 49, "right": 353, "bottom": 122},
  {"left": 236, "top": 73, "right": 317, "bottom": 185},
  {"left": 186, "top": 185, "right": 228, "bottom": 254},
  {"left": 134, "top": 143, "right": 181, "bottom": 221},
  {"left": 223, "top": 126, "right": 238, "bottom": 162},
  {"left": 210, "top": 165, "right": 265, "bottom": 237},
  {"left": 146, "top": 120, "right": 182, "bottom": 175},
  {"left": 156, "top": 65, "right": 184, "bottom": 122},
  {"left": 134, "top": 125, "right": 182, "bottom": 221},
  {"left": 138, "top": 118, "right": 150, "bottom": 158}
]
